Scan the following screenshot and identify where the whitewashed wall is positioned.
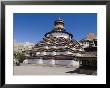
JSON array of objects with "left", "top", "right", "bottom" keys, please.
[
  {"left": 28, "top": 59, "right": 79, "bottom": 67},
  {"left": 56, "top": 52, "right": 65, "bottom": 55},
  {"left": 76, "top": 53, "right": 82, "bottom": 56},
  {"left": 55, "top": 60, "right": 79, "bottom": 67},
  {"left": 57, "top": 46, "right": 65, "bottom": 48},
  {"left": 28, "top": 59, "right": 38, "bottom": 64},
  {"left": 36, "top": 52, "right": 40, "bottom": 55},
  {"left": 46, "top": 52, "right": 65, "bottom": 55},
  {"left": 55, "top": 24, "right": 64, "bottom": 29},
  {"left": 36, "top": 51, "right": 74, "bottom": 56},
  {"left": 43, "top": 60, "right": 50, "bottom": 64},
  {"left": 52, "top": 52, "right": 56, "bottom": 55},
  {"left": 52, "top": 33, "right": 70, "bottom": 39},
  {"left": 71, "top": 47, "right": 76, "bottom": 50},
  {"left": 43, "top": 46, "right": 48, "bottom": 49},
  {"left": 44, "top": 46, "right": 67, "bottom": 49},
  {"left": 43, "top": 60, "right": 55, "bottom": 65},
  {"left": 48, "top": 46, "right": 56, "bottom": 48},
  {"left": 41, "top": 52, "right": 46, "bottom": 55},
  {"left": 65, "top": 51, "right": 73, "bottom": 54},
  {"left": 46, "top": 52, "right": 53, "bottom": 55}
]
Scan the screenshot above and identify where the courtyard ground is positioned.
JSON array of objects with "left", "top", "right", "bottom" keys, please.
[{"left": 14, "top": 63, "right": 96, "bottom": 75}]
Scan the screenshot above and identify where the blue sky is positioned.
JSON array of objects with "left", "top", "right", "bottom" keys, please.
[{"left": 14, "top": 13, "right": 97, "bottom": 43}]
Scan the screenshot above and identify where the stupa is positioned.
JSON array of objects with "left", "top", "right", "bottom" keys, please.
[{"left": 27, "top": 17, "right": 84, "bottom": 66}]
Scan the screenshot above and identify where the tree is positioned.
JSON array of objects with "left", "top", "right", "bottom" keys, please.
[{"left": 16, "top": 53, "right": 26, "bottom": 63}]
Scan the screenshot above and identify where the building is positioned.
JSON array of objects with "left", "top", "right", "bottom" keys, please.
[
  {"left": 27, "top": 18, "right": 84, "bottom": 66},
  {"left": 79, "top": 33, "right": 97, "bottom": 48},
  {"left": 76, "top": 33, "right": 97, "bottom": 69},
  {"left": 14, "top": 41, "right": 34, "bottom": 53}
]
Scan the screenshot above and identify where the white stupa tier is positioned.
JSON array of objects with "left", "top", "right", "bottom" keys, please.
[{"left": 46, "top": 32, "right": 71, "bottom": 39}]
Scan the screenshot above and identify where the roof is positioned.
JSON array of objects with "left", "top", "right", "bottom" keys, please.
[
  {"left": 45, "top": 31, "right": 73, "bottom": 38},
  {"left": 54, "top": 17, "right": 64, "bottom": 24},
  {"left": 79, "top": 32, "right": 97, "bottom": 42},
  {"left": 75, "top": 51, "right": 97, "bottom": 58}
]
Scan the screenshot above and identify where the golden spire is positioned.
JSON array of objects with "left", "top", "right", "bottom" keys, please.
[{"left": 58, "top": 17, "right": 61, "bottom": 20}]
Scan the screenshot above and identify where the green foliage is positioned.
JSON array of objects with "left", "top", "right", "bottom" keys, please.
[{"left": 16, "top": 53, "right": 26, "bottom": 63}]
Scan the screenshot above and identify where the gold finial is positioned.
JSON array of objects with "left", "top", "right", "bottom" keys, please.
[{"left": 58, "top": 17, "right": 61, "bottom": 20}]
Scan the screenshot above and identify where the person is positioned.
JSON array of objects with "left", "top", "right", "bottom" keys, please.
[{"left": 16, "top": 59, "right": 20, "bottom": 66}]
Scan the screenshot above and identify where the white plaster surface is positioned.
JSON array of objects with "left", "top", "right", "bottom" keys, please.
[{"left": 28, "top": 59, "right": 79, "bottom": 67}]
